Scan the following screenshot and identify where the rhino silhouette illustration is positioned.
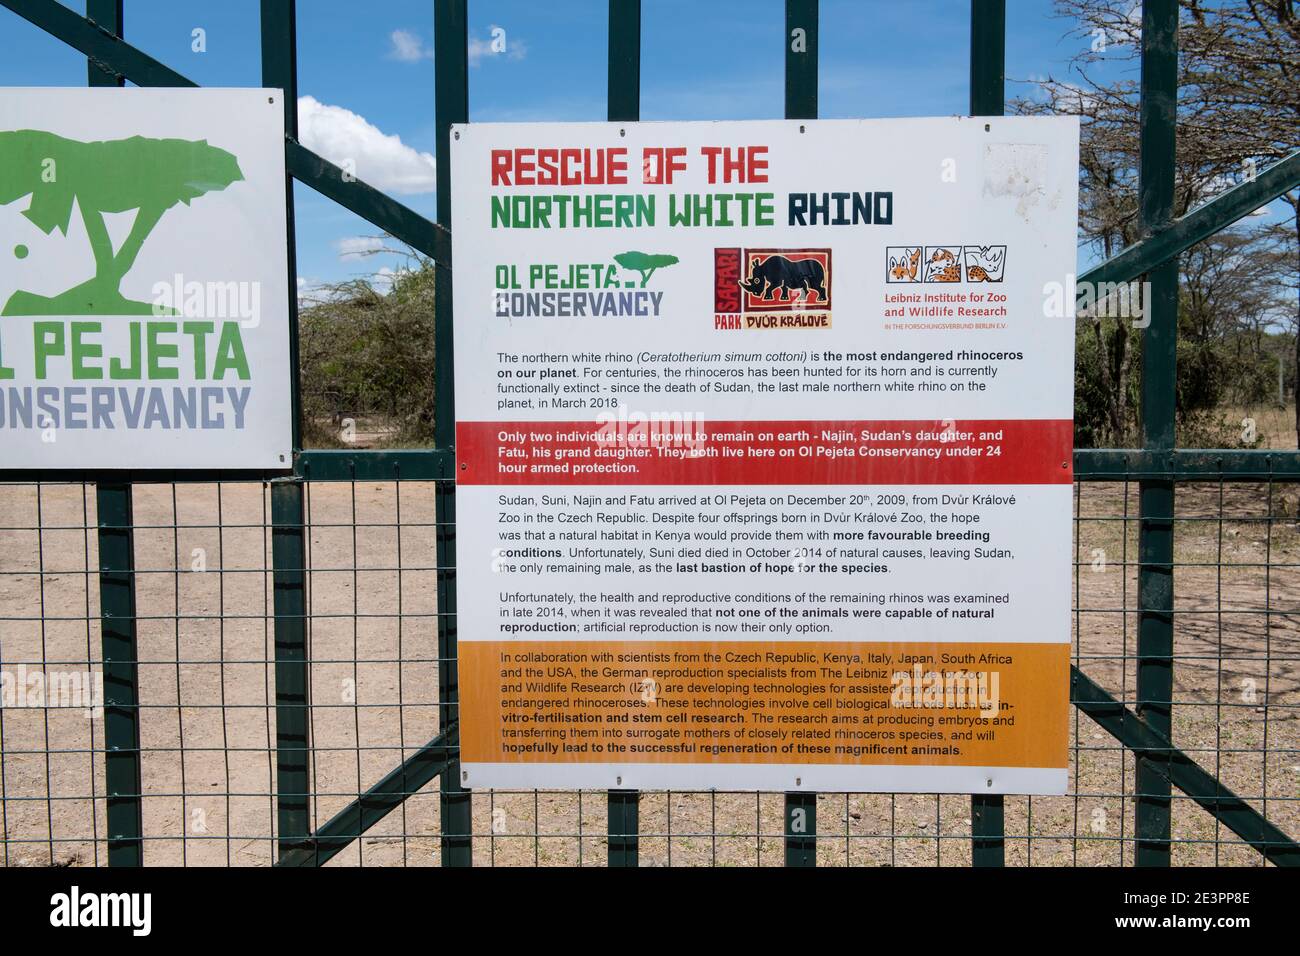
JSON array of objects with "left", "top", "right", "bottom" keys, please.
[
  {"left": 0, "top": 130, "right": 243, "bottom": 316},
  {"left": 740, "top": 253, "right": 827, "bottom": 304}
]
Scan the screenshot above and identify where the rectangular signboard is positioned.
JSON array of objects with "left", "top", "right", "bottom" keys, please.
[
  {"left": 452, "top": 117, "right": 1079, "bottom": 793},
  {"left": 0, "top": 88, "right": 292, "bottom": 469}
]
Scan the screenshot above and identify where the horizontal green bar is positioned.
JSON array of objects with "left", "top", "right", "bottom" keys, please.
[
  {"left": 1079, "top": 150, "right": 1300, "bottom": 291},
  {"left": 1071, "top": 666, "right": 1299, "bottom": 866},
  {"left": 0, "top": 450, "right": 454, "bottom": 484},
  {"left": 0, "top": 467, "right": 286, "bottom": 484},
  {"left": 1076, "top": 448, "right": 1300, "bottom": 481},
  {"left": 296, "top": 448, "right": 454, "bottom": 481},
  {"left": 277, "top": 727, "right": 455, "bottom": 867}
]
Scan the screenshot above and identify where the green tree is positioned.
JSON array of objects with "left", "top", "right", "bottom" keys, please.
[
  {"left": 1016, "top": 1, "right": 1299, "bottom": 447},
  {"left": 0, "top": 130, "right": 243, "bottom": 316},
  {"left": 613, "top": 251, "right": 679, "bottom": 287}
]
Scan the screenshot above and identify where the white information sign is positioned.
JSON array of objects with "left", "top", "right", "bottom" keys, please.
[{"left": 452, "top": 118, "right": 1079, "bottom": 793}]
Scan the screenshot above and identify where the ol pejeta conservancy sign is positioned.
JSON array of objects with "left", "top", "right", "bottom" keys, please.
[{"left": 0, "top": 88, "right": 292, "bottom": 469}]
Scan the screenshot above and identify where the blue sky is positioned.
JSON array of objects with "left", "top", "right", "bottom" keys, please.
[{"left": 0, "top": 0, "right": 1115, "bottom": 289}]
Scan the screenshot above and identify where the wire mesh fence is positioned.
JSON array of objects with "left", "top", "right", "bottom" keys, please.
[
  {"left": 2, "top": 474, "right": 1294, "bottom": 866},
  {"left": 0, "top": 0, "right": 1295, "bottom": 872}
]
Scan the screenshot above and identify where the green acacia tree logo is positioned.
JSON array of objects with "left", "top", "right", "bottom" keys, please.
[
  {"left": 0, "top": 130, "right": 244, "bottom": 316},
  {"left": 614, "top": 251, "right": 679, "bottom": 287}
]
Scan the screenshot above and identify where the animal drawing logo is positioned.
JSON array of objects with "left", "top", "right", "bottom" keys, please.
[
  {"left": 887, "top": 246, "right": 921, "bottom": 283},
  {"left": 886, "top": 246, "right": 922, "bottom": 284},
  {"left": 740, "top": 251, "right": 828, "bottom": 306},
  {"left": 962, "top": 245, "right": 1006, "bottom": 282},
  {"left": 924, "top": 246, "right": 963, "bottom": 283},
  {"left": 0, "top": 129, "right": 244, "bottom": 316}
]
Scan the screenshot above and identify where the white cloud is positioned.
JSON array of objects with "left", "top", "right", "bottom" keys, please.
[
  {"left": 297, "top": 275, "right": 329, "bottom": 305},
  {"left": 389, "top": 29, "right": 430, "bottom": 62},
  {"left": 335, "top": 236, "right": 388, "bottom": 260},
  {"left": 388, "top": 24, "right": 526, "bottom": 68},
  {"left": 297, "top": 95, "right": 436, "bottom": 195}
]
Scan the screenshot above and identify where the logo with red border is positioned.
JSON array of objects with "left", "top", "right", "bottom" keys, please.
[{"left": 714, "top": 248, "right": 832, "bottom": 330}]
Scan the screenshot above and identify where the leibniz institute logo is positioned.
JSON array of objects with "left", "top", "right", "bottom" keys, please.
[{"left": 885, "top": 245, "right": 1007, "bottom": 284}]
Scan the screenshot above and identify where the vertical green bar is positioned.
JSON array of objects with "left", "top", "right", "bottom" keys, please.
[
  {"left": 784, "top": 0, "right": 817, "bottom": 119},
  {"left": 261, "top": 0, "right": 311, "bottom": 859},
  {"left": 607, "top": 0, "right": 640, "bottom": 123},
  {"left": 1135, "top": 0, "right": 1177, "bottom": 868},
  {"left": 97, "top": 483, "right": 141, "bottom": 867},
  {"left": 784, "top": 0, "right": 818, "bottom": 867},
  {"left": 270, "top": 480, "right": 309, "bottom": 856},
  {"left": 971, "top": 788, "right": 1004, "bottom": 866},
  {"left": 784, "top": 791, "right": 816, "bottom": 867},
  {"left": 260, "top": 0, "right": 304, "bottom": 451},
  {"left": 968, "top": 0, "right": 1005, "bottom": 117},
  {"left": 607, "top": 789, "right": 639, "bottom": 868},
  {"left": 606, "top": 0, "right": 642, "bottom": 868},
  {"left": 85, "top": 0, "right": 122, "bottom": 85},
  {"left": 86, "top": 0, "right": 143, "bottom": 869},
  {"left": 435, "top": 0, "right": 472, "bottom": 867},
  {"left": 968, "top": 0, "right": 1006, "bottom": 868}
]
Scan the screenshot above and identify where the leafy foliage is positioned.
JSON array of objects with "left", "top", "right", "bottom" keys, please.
[{"left": 298, "top": 254, "right": 436, "bottom": 448}]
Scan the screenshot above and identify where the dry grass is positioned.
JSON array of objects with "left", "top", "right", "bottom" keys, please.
[{"left": 1216, "top": 403, "right": 1297, "bottom": 450}]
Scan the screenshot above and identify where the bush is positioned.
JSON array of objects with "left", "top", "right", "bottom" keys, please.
[
  {"left": 1074, "top": 316, "right": 1290, "bottom": 449},
  {"left": 298, "top": 261, "right": 437, "bottom": 448}
]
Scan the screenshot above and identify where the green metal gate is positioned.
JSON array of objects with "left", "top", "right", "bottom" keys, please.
[{"left": 0, "top": 0, "right": 1297, "bottom": 867}]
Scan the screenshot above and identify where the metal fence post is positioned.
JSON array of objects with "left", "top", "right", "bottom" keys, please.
[
  {"left": 785, "top": 0, "right": 817, "bottom": 120},
  {"left": 783, "top": 0, "right": 818, "bottom": 867},
  {"left": 784, "top": 791, "right": 816, "bottom": 867},
  {"left": 270, "top": 481, "right": 309, "bottom": 856},
  {"left": 97, "top": 481, "right": 141, "bottom": 867},
  {"left": 969, "top": 0, "right": 1005, "bottom": 117},
  {"left": 605, "top": 0, "right": 642, "bottom": 868},
  {"left": 84, "top": 0, "right": 144, "bottom": 869},
  {"left": 85, "top": 0, "right": 121, "bottom": 85},
  {"left": 434, "top": 0, "right": 472, "bottom": 867},
  {"left": 608, "top": 0, "right": 640, "bottom": 123},
  {"left": 1135, "top": 0, "right": 1178, "bottom": 867},
  {"left": 260, "top": 0, "right": 312, "bottom": 859},
  {"left": 968, "top": 0, "right": 1006, "bottom": 867},
  {"left": 607, "top": 788, "right": 639, "bottom": 868}
]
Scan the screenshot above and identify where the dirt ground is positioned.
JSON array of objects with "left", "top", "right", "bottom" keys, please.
[{"left": 0, "top": 477, "right": 1296, "bottom": 867}]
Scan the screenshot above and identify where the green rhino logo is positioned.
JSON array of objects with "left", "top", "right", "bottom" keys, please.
[{"left": 0, "top": 130, "right": 243, "bottom": 316}]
